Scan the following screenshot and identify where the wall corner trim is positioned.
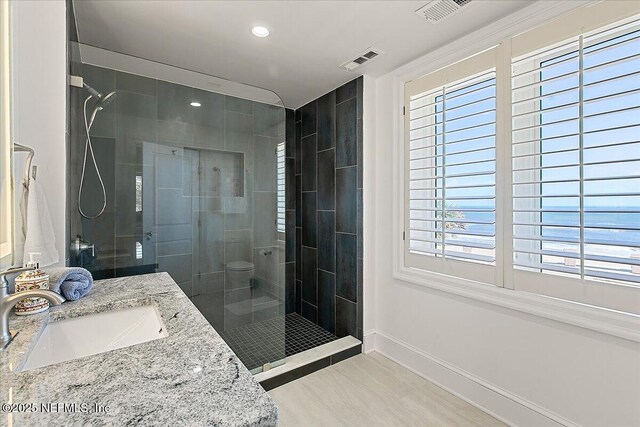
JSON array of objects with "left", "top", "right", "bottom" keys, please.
[{"left": 362, "top": 329, "right": 377, "bottom": 353}]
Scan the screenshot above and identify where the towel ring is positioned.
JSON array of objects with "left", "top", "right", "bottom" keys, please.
[{"left": 13, "top": 142, "right": 37, "bottom": 188}]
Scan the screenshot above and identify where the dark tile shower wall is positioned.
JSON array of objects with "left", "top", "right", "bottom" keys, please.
[
  {"left": 292, "top": 77, "right": 363, "bottom": 340},
  {"left": 285, "top": 109, "right": 296, "bottom": 314}
]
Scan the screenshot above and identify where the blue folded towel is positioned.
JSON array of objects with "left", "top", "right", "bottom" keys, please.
[{"left": 45, "top": 267, "right": 93, "bottom": 301}]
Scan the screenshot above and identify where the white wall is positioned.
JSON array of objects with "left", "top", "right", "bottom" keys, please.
[
  {"left": 363, "top": 4, "right": 640, "bottom": 427},
  {"left": 362, "top": 74, "right": 376, "bottom": 348},
  {"left": 12, "top": 0, "right": 66, "bottom": 266}
]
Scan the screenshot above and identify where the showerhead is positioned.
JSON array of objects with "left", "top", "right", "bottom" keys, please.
[
  {"left": 83, "top": 82, "right": 116, "bottom": 110},
  {"left": 97, "top": 90, "right": 116, "bottom": 110},
  {"left": 82, "top": 82, "right": 116, "bottom": 130}
]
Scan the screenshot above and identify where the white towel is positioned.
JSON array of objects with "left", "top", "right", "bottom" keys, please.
[{"left": 22, "top": 179, "right": 59, "bottom": 267}]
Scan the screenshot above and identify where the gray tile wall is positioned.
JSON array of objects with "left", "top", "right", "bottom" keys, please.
[
  {"left": 68, "top": 64, "right": 288, "bottom": 334},
  {"left": 285, "top": 110, "right": 296, "bottom": 314},
  {"left": 293, "top": 77, "right": 363, "bottom": 340}
]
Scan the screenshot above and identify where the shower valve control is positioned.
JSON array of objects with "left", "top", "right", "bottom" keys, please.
[{"left": 70, "top": 236, "right": 95, "bottom": 257}]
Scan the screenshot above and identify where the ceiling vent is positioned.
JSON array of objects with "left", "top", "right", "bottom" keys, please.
[
  {"left": 340, "top": 47, "right": 384, "bottom": 71},
  {"left": 415, "top": 0, "right": 472, "bottom": 24}
]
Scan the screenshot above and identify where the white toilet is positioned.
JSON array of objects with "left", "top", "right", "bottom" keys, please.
[{"left": 226, "top": 260, "right": 255, "bottom": 289}]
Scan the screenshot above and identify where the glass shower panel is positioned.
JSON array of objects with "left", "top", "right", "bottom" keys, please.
[{"left": 68, "top": 42, "right": 286, "bottom": 373}]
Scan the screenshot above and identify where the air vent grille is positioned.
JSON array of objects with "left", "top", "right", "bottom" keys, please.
[
  {"left": 340, "top": 47, "right": 384, "bottom": 71},
  {"left": 415, "top": 0, "right": 472, "bottom": 23}
]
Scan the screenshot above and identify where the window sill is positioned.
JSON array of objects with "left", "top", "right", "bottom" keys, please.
[{"left": 393, "top": 266, "right": 640, "bottom": 343}]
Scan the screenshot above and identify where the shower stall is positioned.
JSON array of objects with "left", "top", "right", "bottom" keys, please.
[{"left": 67, "top": 43, "right": 291, "bottom": 373}]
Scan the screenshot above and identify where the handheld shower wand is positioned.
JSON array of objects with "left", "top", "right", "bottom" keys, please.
[
  {"left": 78, "top": 82, "right": 116, "bottom": 219},
  {"left": 84, "top": 83, "right": 116, "bottom": 111},
  {"left": 83, "top": 83, "right": 101, "bottom": 99}
]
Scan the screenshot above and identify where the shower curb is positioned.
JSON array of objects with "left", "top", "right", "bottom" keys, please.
[{"left": 257, "top": 336, "right": 362, "bottom": 391}]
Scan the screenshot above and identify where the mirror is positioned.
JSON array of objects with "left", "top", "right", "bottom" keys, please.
[{"left": 0, "top": 0, "right": 12, "bottom": 269}]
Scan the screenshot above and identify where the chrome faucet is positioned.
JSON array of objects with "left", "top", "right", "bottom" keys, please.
[{"left": 1, "top": 266, "right": 66, "bottom": 350}]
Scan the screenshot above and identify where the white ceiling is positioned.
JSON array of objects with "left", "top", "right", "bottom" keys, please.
[{"left": 73, "top": 0, "right": 534, "bottom": 108}]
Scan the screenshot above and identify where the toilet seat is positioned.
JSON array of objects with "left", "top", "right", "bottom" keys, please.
[{"left": 226, "top": 261, "right": 255, "bottom": 271}]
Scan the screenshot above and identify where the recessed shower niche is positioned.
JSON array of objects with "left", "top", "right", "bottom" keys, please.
[{"left": 184, "top": 148, "right": 244, "bottom": 199}]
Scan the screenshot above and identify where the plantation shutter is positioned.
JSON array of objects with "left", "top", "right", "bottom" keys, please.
[
  {"left": 276, "top": 141, "right": 286, "bottom": 234},
  {"left": 404, "top": 47, "right": 500, "bottom": 284},
  {"left": 511, "top": 19, "right": 640, "bottom": 286}
]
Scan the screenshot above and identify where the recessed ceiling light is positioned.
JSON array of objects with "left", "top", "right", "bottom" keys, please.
[
  {"left": 252, "top": 26, "right": 269, "bottom": 38},
  {"left": 190, "top": 101, "right": 201, "bottom": 107}
]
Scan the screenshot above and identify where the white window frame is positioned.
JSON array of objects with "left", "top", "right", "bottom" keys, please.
[
  {"left": 392, "top": 0, "right": 640, "bottom": 340},
  {"left": 511, "top": 18, "right": 640, "bottom": 314}
]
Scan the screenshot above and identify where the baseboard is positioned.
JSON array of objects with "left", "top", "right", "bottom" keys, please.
[{"left": 371, "top": 330, "right": 577, "bottom": 427}]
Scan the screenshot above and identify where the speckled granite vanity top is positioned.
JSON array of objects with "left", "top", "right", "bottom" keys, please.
[{"left": 0, "top": 272, "right": 278, "bottom": 426}]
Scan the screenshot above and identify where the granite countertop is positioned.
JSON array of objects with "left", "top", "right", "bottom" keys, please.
[{"left": 0, "top": 272, "right": 278, "bottom": 426}]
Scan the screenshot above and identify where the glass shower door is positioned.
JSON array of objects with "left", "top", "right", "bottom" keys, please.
[
  {"left": 68, "top": 43, "right": 287, "bottom": 373},
  {"left": 185, "top": 140, "right": 286, "bottom": 374},
  {"left": 141, "top": 112, "right": 286, "bottom": 374}
]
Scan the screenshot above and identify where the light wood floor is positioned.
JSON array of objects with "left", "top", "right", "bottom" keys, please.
[{"left": 269, "top": 352, "right": 506, "bottom": 427}]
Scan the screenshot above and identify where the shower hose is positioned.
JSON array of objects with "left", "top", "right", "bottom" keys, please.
[{"left": 77, "top": 95, "right": 107, "bottom": 219}]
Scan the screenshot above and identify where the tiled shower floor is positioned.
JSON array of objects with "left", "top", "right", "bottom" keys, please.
[{"left": 221, "top": 313, "right": 338, "bottom": 371}]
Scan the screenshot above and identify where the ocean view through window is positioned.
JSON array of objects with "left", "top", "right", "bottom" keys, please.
[
  {"left": 408, "top": 72, "right": 497, "bottom": 265},
  {"left": 512, "top": 22, "right": 640, "bottom": 285},
  {"left": 404, "top": 8, "right": 640, "bottom": 313},
  {"left": 405, "top": 47, "right": 499, "bottom": 283}
]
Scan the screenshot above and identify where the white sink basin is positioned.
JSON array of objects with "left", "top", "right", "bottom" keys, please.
[{"left": 20, "top": 305, "right": 168, "bottom": 371}]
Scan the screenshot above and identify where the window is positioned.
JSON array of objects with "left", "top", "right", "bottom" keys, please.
[
  {"left": 402, "top": 3, "right": 640, "bottom": 314},
  {"left": 409, "top": 73, "right": 497, "bottom": 264},
  {"left": 405, "top": 48, "right": 500, "bottom": 283},
  {"left": 135, "top": 241, "right": 143, "bottom": 260},
  {"left": 135, "top": 174, "right": 142, "bottom": 213},
  {"left": 512, "top": 21, "right": 640, "bottom": 287},
  {"left": 276, "top": 141, "right": 286, "bottom": 234}
]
